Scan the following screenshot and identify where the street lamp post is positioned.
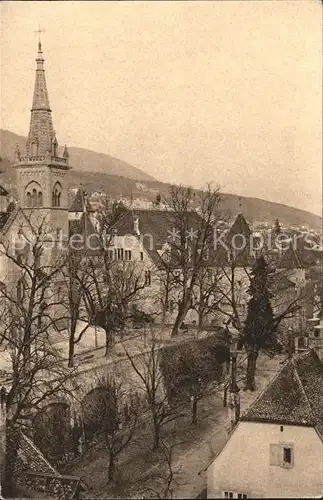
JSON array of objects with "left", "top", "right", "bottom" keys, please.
[{"left": 227, "top": 339, "right": 240, "bottom": 432}]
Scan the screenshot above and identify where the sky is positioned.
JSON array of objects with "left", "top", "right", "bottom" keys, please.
[{"left": 1, "top": 1, "right": 322, "bottom": 216}]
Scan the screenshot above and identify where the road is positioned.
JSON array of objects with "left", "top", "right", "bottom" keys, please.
[{"left": 171, "top": 354, "right": 283, "bottom": 499}]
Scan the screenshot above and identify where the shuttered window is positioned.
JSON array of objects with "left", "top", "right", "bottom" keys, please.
[{"left": 269, "top": 443, "right": 294, "bottom": 468}]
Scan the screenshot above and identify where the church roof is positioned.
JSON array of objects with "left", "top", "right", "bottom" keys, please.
[
  {"left": 0, "top": 212, "right": 11, "bottom": 231},
  {"left": 69, "top": 188, "right": 94, "bottom": 213},
  {"left": 241, "top": 349, "right": 323, "bottom": 438}
]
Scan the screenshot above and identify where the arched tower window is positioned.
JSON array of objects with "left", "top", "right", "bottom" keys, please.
[
  {"left": 26, "top": 192, "right": 32, "bottom": 207},
  {"left": 25, "top": 181, "right": 43, "bottom": 208},
  {"left": 32, "top": 189, "right": 37, "bottom": 207},
  {"left": 38, "top": 191, "right": 43, "bottom": 206},
  {"left": 52, "top": 182, "right": 62, "bottom": 207}
]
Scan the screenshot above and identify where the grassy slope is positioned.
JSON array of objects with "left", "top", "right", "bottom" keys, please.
[{"left": 0, "top": 134, "right": 321, "bottom": 230}]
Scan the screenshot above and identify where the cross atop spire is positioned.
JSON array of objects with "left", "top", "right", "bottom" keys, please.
[{"left": 35, "top": 25, "right": 45, "bottom": 45}]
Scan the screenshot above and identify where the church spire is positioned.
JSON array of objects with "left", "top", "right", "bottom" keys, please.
[{"left": 26, "top": 40, "right": 55, "bottom": 157}]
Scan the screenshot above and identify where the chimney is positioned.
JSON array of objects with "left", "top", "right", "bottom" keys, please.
[{"left": 133, "top": 215, "right": 140, "bottom": 235}]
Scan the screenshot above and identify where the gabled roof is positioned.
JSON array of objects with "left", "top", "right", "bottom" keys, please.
[
  {"left": 227, "top": 213, "right": 252, "bottom": 240},
  {"left": 69, "top": 213, "right": 101, "bottom": 252},
  {"left": 270, "top": 273, "right": 296, "bottom": 293},
  {"left": 69, "top": 188, "right": 94, "bottom": 213},
  {"left": 0, "top": 205, "right": 21, "bottom": 236},
  {"left": 0, "top": 212, "right": 11, "bottom": 231},
  {"left": 111, "top": 208, "right": 203, "bottom": 250},
  {"left": 241, "top": 349, "right": 323, "bottom": 437},
  {"left": 277, "top": 246, "right": 305, "bottom": 269},
  {"left": 216, "top": 213, "right": 253, "bottom": 267}
]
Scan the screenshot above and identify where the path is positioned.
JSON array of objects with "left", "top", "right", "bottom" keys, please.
[{"left": 171, "top": 354, "right": 282, "bottom": 499}]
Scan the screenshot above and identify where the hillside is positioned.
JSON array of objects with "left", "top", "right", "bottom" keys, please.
[
  {"left": 0, "top": 130, "right": 321, "bottom": 230},
  {"left": 0, "top": 130, "right": 156, "bottom": 182}
]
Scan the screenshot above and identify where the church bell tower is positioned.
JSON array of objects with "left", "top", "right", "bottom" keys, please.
[{"left": 13, "top": 39, "right": 70, "bottom": 241}]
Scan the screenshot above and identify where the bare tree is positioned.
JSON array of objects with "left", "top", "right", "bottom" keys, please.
[
  {"left": 123, "top": 330, "right": 183, "bottom": 451},
  {"left": 60, "top": 250, "right": 92, "bottom": 367},
  {"left": 0, "top": 216, "right": 75, "bottom": 490},
  {"left": 81, "top": 373, "right": 139, "bottom": 483},
  {"left": 82, "top": 259, "right": 145, "bottom": 355},
  {"left": 160, "top": 335, "right": 228, "bottom": 426},
  {"left": 79, "top": 199, "right": 146, "bottom": 355},
  {"left": 191, "top": 266, "right": 225, "bottom": 330},
  {"left": 140, "top": 439, "right": 182, "bottom": 499},
  {"left": 158, "top": 184, "right": 222, "bottom": 336}
]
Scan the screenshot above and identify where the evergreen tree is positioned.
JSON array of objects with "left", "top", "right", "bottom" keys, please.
[{"left": 242, "top": 255, "right": 276, "bottom": 390}]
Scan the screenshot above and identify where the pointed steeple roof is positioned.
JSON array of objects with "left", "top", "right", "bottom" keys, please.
[
  {"left": 227, "top": 213, "right": 252, "bottom": 240},
  {"left": 69, "top": 188, "right": 94, "bottom": 213},
  {"left": 220, "top": 213, "right": 252, "bottom": 266},
  {"left": 26, "top": 41, "right": 55, "bottom": 157}
]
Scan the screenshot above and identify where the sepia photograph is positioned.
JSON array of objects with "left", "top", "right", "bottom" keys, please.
[{"left": 0, "top": 1, "right": 322, "bottom": 498}]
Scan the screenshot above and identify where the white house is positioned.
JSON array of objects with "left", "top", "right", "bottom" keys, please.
[{"left": 207, "top": 349, "right": 323, "bottom": 498}]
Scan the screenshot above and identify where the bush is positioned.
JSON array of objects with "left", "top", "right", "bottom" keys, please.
[{"left": 159, "top": 333, "right": 230, "bottom": 403}]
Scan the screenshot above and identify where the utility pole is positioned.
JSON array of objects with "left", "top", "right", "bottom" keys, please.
[{"left": 287, "top": 327, "right": 293, "bottom": 359}]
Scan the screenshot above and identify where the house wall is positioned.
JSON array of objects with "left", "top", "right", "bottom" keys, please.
[{"left": 207, "top": 421, "right": 323, "bottom": 499}]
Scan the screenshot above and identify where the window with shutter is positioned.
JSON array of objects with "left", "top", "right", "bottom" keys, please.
[
  {"left": 281, "top": 443, "right": 294, "bottom": 468},
  {"left": 269, "top": 443, "right": 281, "bottom": 466}
]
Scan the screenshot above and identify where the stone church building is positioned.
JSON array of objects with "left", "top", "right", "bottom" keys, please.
[{"left": 0, "top": 40, "right": 72, "bottom": 287}]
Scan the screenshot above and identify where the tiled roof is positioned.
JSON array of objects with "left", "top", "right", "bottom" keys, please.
[
  {"left": 113, "top": 208, "right": 203, "bottom": 250},
  {"left": 0, "top": 206, "right": 20, "bottom": 236},
  {"left": 69, "top": 213, "right": 101, "bottom": 252},
  {"left": 226, "top": 213, "right": 252, "bottom": 240},
  {"left": 0, "top": 185, "right": 8, "bottom": 196},
  {"left": 69, "top": 188, "right": 94, "bottom": 213},
  {"left": 216, "top": 214, "right": 253, "bottom": 267},
  {"left": 241, "top": 350, "right": 323, "bottom": 437},
  {"left": 0, "top": 212, "right": 11, "bottom": 231},
  {"left": 270, "top": 273, "right": 295, "bottom": 293}
]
